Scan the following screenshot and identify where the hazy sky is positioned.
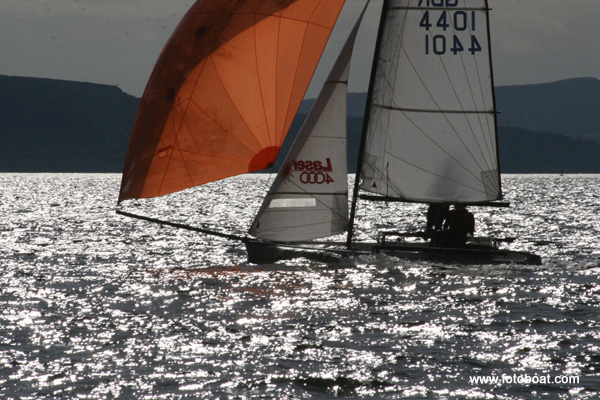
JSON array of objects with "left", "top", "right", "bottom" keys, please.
[{"left": 2, "top": 0, "right": 599, "bottom": 98}]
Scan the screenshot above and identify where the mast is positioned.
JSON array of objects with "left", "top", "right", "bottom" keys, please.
[{"left": 346, "top": 0, "right": 390, "bottom": 248}]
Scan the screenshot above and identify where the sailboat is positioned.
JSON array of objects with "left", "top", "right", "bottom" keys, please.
[{"left": 118, "top": 0, "right": 541, "bottom": 266}]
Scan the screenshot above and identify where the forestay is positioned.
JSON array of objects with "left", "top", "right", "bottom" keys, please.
[{"left": 359, "top": 0, "right": 501, "bottom": 204}]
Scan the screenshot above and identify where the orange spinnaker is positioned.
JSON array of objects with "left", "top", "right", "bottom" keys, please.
[{"left": 119, "top": 0, "right": 346, "bottom": 202}]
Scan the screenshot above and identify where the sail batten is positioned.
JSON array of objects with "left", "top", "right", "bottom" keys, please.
[
  {"left": 374, "top": 105, "right": 494, "bottom": 114},
  {"left": 391, "top": 6, "right": 487, "bottom": 10}
]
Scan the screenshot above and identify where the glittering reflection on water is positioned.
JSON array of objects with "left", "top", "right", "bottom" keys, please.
[{"left": 1, "top": 174, "right": 600, "bottom": 399}]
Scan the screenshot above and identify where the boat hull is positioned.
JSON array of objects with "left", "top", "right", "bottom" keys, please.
[{"left": 245, "top": 240, "right": 542, "bottom": 265}]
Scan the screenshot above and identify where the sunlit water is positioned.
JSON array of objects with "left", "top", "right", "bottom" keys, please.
[{"left": 1, "top": 173, "right": 599, "bottom": 399}]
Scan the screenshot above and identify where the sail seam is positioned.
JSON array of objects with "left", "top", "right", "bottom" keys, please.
[{"left": 255, "top": 2, "right": 275, "bottom": 153}]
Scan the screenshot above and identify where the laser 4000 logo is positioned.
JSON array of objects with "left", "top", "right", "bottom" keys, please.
[{"left": 290, "top": 158, "right": 334, "bottom": 184}]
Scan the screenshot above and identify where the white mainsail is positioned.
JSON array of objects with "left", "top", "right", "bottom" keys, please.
[
  {"left": 249, "top": 9, "right": 367, "bottom": 242},
  {"left": 359, "top": 0, "right": 501, "bottom": 204}
]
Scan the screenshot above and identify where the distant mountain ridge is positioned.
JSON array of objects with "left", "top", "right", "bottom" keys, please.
[
  {"left": 1, "top": 75, "right": 599, "bottom": 173},
  {"left": 0, "top": 75, "right": 138, "bottom": 172},
  {"left": 498, "top": 126, "right": 600, "bottom": 173},
  {"left": 300, "top": 77, "right": 600, "bottom": 141},
  {"left": 495, "top": 77, "right": 600, "bottom": 142}
]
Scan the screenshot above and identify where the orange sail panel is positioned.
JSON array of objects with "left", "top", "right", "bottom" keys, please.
[{"left": 118, "top": 0, "right": 346, "bottom": 202}]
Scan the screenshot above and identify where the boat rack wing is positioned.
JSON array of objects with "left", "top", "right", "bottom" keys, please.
[{"left": 359, "top": 195, "right": 510, "bottom": 207}]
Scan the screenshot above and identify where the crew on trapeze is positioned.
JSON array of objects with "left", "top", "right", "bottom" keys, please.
[{"left": 425, "top": 204, "right": 474, "bottom": 247}]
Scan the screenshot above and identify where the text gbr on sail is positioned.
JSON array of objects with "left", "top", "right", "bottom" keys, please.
[{"left": 418, "top": 0, "right": 459, "bottom": 7}]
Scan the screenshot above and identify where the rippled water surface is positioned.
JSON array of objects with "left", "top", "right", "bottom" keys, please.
[{"left": 1, "top": 174, "right": 599, "bottom": 399}]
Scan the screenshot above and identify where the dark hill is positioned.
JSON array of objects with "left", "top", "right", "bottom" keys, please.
[
  {"left": 284, "top": 116, "right": 600, "bottom": 174},
  {"left": 498, "top": 126, "right": 600, "bottom": 174},
  {"left": 2, "top": 75, "right": 600, "bottom": 173},
  {"left": 298, "top": 92, "right": 366, "bottom": 118},
  {"left": 495, "top": 77, "right": 600, "bottom": 141},
  {"left": 0, "top": 75, "right": 138, "bottom": 172},
  {"left": 324, "top": 77, "right": 600, "bottom": 143}
]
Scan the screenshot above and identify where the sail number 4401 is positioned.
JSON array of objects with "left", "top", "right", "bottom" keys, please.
[{"left": 420, "top": 10, "right": 482, "bottom": 55}]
